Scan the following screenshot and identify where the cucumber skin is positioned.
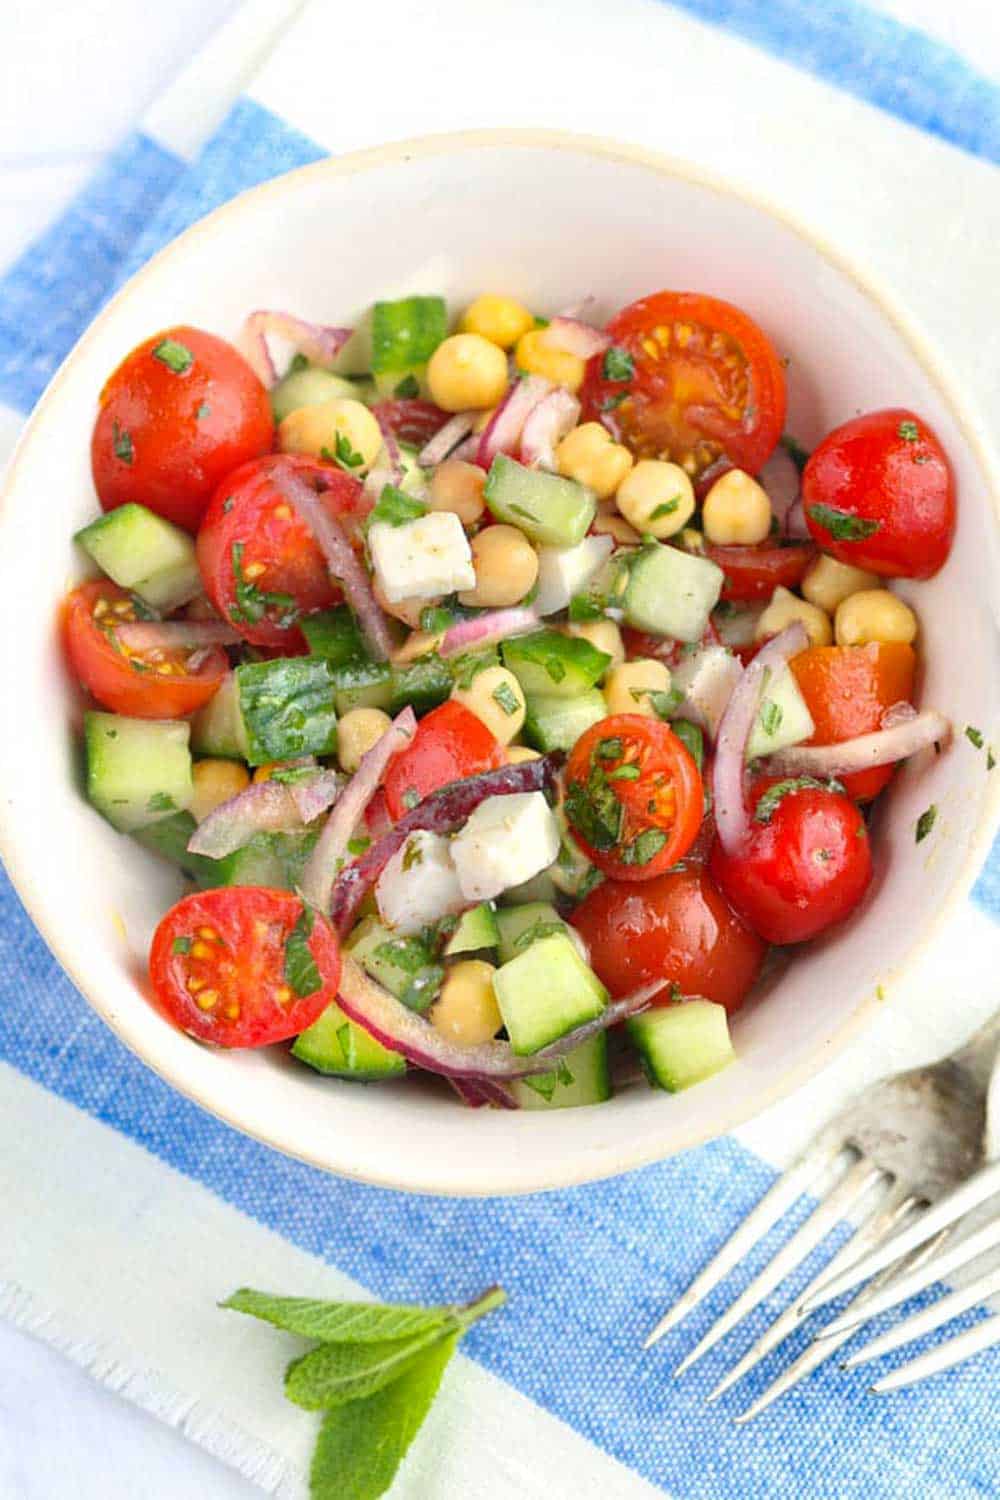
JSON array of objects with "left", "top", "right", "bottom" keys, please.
[
  {"left": 627, "top": 1001, "right": 734, "bottom": 1093},
  {"left": 494, "top": 902, "right": 567, "bottom": 965},
  {"left": 74, "top": 503, "right": 200, "bottom": 614},
  {"left": 523, "top": 689, "right": 607, "bottom": 753},
  {"left": 501, "top": 629, "right": 610, "bottom": 701},
  {"left": 444, "top": 903, "right": 499, "bottom": 956},
  {"left": 235, "top": 657, "right": 339, "bottom": 765}
]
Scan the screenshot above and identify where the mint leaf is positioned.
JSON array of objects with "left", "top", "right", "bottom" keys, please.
[
  {"left": 152, "top": 337, "right": 193, "bottom": 374},
  {"left": 806, "top": 503, "right": 881, "bottom": 542},
  {"left": 322, "top": 430, "right": 366, "bottom": 472},
  {"left": 112, "top": 421, "right": 133, "bottom": 465},
  {"left": 602, "top": 346, "right": 634, "bottom": 382},
  {"left": 286, "top": 1327, "right": 448, "bottom": 1410},
  {"left": 309, "top": 1332, "right": 458, "bottom": 1500},
  {"left": 284, "top": 906, "right": 322, "bottom": 997},
  {"left": 648, "top": 496, "right": 682, "bottom": 520},
  {"left": 369, "top": 485, "right": 427, "bottom": 528},
  {"left": 915, "top": 804, "right": 937, "bottom": 843},
  {"left": 671, "top": 718, "right": 704, "bottom": 770},
  {"left": 222, "top": 1290, "right": 453, "bottom": 1344},
  {"left": 393, "top": 374, "right": 420, "bottom": 399},
  {"left": 754, "top": 776, "right": 844, "bottom": 825},
  {"left": 230, "top": 541, "right": 298, "bottom": 628}
]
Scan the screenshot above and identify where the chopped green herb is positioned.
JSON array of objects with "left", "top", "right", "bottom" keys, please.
[
  {"left": 419, "top": 605, "right": 454, "bottom": 634},
  {"left": 671, "top": 718, "right": 704, "bottom": 771},
  {"left": 269, "top": 765, "right": 318, "bottom": 785},
  {"left": 393, "top": 374, "right": 420, "bottom": 399},
  {"left": 402, "top": 788, "right": 421, "bottom": 811},
  {"left": 449, "top": 648, "right": 498, "bottom": 690},
  {"left": 596, "top": 737, "right": 622, "bottom": 761},
  {"left": 347, "top": 836, "right": 371, "bottom": 857},
  {"left": 989, "top": 749, "right": 997, "bottom": 772},
  {"left": 230, "top": 541, "right": 298, "bottom": 628},
  {"left": 369, "top": 485, "right": 427, "bottom": 528},
  {"left": 564, "top": 761, "right": 623, "bottom": 852},
  {"left": 568, "top": 593, "right": 605, "bottom": 623},
  {"left": 152, "top": 337, "right": 194, "bottom": 374},
  {"left": 543, "top": 655, "right": 566, "bottom": 684},
  {"left": 648, "top": 496, "right": 682, "bottom": 521},
  {"left": 602, "top": 346, "right": 634, "bottom": 382},
  {"left": 322, "top": 430, "right": 366, "bottom": 472},
  {"left": 288, "top": 353, "right": 309, "bottom": 375},
  {"left": 807, "top": 503, "right": 881, "bottom": 542},
  {"left": 649, "top": 688, "right": 683, "bottom": 721},
  {"left": 222, "top": 496, "right": 234, "bottom": 513},
  {"left": 146, "top": 791, "right": 176, "bottom": 813},
  {"left": 577, "top": 866, "right": 604, "bottom": 900},
  {"left": 600, "top": 392, "right": 629, "bottom": 412},
  {"left": 965, "top": 725, "right": 984, "bottom": 749},
  {"left": 915, "top": 805, "right": 937, "bottom": 843},
  {"left": 512, "top": 919, "right": 566, "bottom": 952},
  {"left": 283, "top": 906, "right": 321, "bottom": 998},
  {"left": 754, "top": 777, "right": 845, "bottom": 825},
  {"left": 621, "top": 828, "right": 667, "bottom": 866},
  {"left": 196, "top": 401, "right": 212, "bottom": 421},
  {"left": 759, "top": 699, "right": 784, "bottom": 738},
  {"left": 897, "top": 419, "right": 920, "bottom": 442},
  {"left": 492, "top": 681, "right": 521, "bottom": 716},
  {"left": 401, "top": 838, "right": 424, "bottom": 871},
  {"left": 172, "top": 936, "right": 192, "bottom": 956},
  {"left": 112, "top": 421, "right": 134, "bottom": 465},
  {"left": 373, "top": 936, "right": 433, "bottom": 974}
]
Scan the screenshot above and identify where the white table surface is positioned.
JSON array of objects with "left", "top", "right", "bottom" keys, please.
[{"left": 0, "top": 0, "right": 996, "bottom": 1495}]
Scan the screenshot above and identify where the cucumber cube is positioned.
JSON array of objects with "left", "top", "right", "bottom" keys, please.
[
  {"left": 347, "top": 915, "right": 443, "bottom": 1012},
  {"left": 270, "top": 365, "right": 362, "bottom": 423},
  {"left": 492, "top": 932, "right": 608, "bottom": 1055},
  {"left": 511, "top": 1034, "right": 611, "bottom": 1110},
  {"left": 189, "top": 671, "right": 249, "bottom": 760},
  {"left": 623, "top": 543, "right": 724, "bottom": 642},
  {"left": 495, "top": 902, "right": 570, "bottom": 964},
  {"left": 627, "top": 1000, "right": 734, "bottom": 1092},
  {"left": 523, "top": 689, "right": 607, "bottom": 753},
  {"left": 292, "top": 1000, "right": 407, "bottom": 1081},
  {"left": 746, "top": 664, "right": 815, "bottom": 760},
  {"left": 484, "top": 454, "right": 596, "bottom": 547},
  {"left": 371, "top": 296, "right": 447, "bottom": 398},
  {"left": 75, "top": 503, "right": 200, "bottom": 614},
  {"left": 234, "top": 657, "right": 339, "bottom": 765},
  {"left": 85, "top": 713, "right": 193, "bottom": 833},
  {"left": 502, "top": 629, "right": 610, "bottom": 700},
  {"left": 444, "top": 904, "right": 499, "bottom": 956}
]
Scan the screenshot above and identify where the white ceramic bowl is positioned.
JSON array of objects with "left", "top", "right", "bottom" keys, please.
[{"left": 2, "top": 132, "right": 999, "bottom": 1196}]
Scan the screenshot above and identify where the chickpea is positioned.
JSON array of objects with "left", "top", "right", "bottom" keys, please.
[
  {"left": 373, "top": 581, "right": 438, "bottom": 630},
  {"left": 566, "top": 618, "right": 625, "bottom": 672},
  {"left": 458, "top": 525, "right": 539, "bottom": 608},
  {"left": 835, "top": 589, "right": 918, "bottom": 647},
  {"left": 702, "top": 468, "right": 772, "bottom": 545},
  {"left": 278, "top": 397, "right": 382, "bottom": 473},
  {"left": 459, "top": 294, "right": 534, "bottom": 350},
  {"left": 391, "top": 629, "right": 444, "bottom": 665},
  {"left": 604, "top": 658, "right": 672, "bottom": 718},
  {"left": 431, "top": 960, "right": 502, "bottom": 1047},
  {"left": 189, "top": 759, "right": 250, "bottom": 823},
  {"left": 802, "top": 554, "right": 879, "bottom": 615},
  {"left": 592, "top": 503, "right": 640, "bottom": 545},
  {"left": 337, "top": 707, "right": 392, "bottom": 774},
  {"left": 427, "top": 333, "right": 509, "bottom": 412},
  {"left": 514, "top": 328, "right": 586, "bottom": 392},
  {"left": 452, "top": 665, "right": 526, "bottom": 744},
  {"left": 555, "top": 422, "right": 634, "bottom": 500},
  {"left": 615, "top": 460, "right": 696, "bottom": 538},
  {"left": 755, "top": 585, "right": 833, "bottom": 648},
  {"left": 507, "top": 745, "right": 541, "bottom": 765},
  {"left": 427, "top": 459, "right": 486, "bottom": 526}
]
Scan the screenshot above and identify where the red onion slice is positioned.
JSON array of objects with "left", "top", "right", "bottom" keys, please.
[
  {"left": 272, "top": 463, "right": 393, "bottom": 661},
  {"left": 764, "top": 710, "right": 950, "bottom": 779},
  {"left": 115, "top": 621, "right": 242, "bottom": 651},
  {"left": 299, "top": 707, "right": 417, "bottom": 912},
  {"left": 759, "top": 444, "right": 800, "bottom": 530},
  {"left": 187, "top": 771, "right": 341, "bottom": 860},
  {"left": 784, "top": 496, "right": 811, "bottom": 540},
  {"left": 539, "top": 317, "right": 611, "bottom": 360},
  {"left": 450, "top": 1078, "right": 516, "bottom": 1110},
  {"left": 438, "top": 607, "right": 539, "bottom": 659},
  {"left": 476, "top": 375, "right": 552, "bottom": 467},
  {"left": 329, "top": 756, "right": 560, "bottom": 934},
  {"left": 520, "top": 389, "right": 581, "bottom": 470},
  {"left": 239, "top": 311, "right": 353, "bottom": 388},
  {"left": 418, "top": 411, "right": 478, "bottom": 467},
  {"left": 712, "top": 622, "right": 809, "bottom": 855}
]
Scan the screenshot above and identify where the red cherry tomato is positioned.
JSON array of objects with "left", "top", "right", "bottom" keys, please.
[
  {"left": 709, "top": 777, "right": 872, "bottom": 945},
  {"left": 580, "top": 291, "right": 786, "bottom": 487},
  {"left": 621, "top": 618, "right": 721, "bottom": 667},
  {"left": 63, "top": 580, "right": 227, "bottom": 718},
  {"left": 802, "top": 409, "right": 955, "bottom": 578},
  {"left": 790, "top": 643, "right": 916, "bottom": 802},
  {"left": 149, "top": 888, "right": 341, "bottom": 1047},
  {"left": 383, "top": 700, "right": 506, "bottom": 821},
  {"left": 91, "top": 326, "right": 274, "bottom": 532},
  {"left": 704, "top": 542, "right": 816, "bottom": 603},
  {"left": 564, "top": 715, "right": 704, "bottom": 881},
  {"left": 570, "top": 863, "right": 765, "bottom": 1012},
  {"left": 196, "top": 455, "right": 366, "bottom": 649},
  {"left": 369, "top": 398, "right": 450, "bottom": 448}
]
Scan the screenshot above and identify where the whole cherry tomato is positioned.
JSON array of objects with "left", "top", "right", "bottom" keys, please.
[{"left": 383, "top": 701, "right": 506, "bottom": 821}]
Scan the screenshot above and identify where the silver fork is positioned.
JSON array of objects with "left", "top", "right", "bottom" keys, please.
[{"left": 645, "top": 1012, "right": 1000, "bottom": 1417}]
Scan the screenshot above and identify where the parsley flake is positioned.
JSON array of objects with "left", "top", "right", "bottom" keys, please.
[
  {"left": 648, "top": 496, "right": 682, "bottom": 521},
  {"left": 369, "top": 485, "right": 427, "bottom": 528},
  {"left": 806, "top": 503, "right": 881, "bottom": 542},
  {"left": 322, "top": 430, "right": 366, "bottom": 472},
  {"left": 754, "top": 777, "right": 845, "bottom": 825},
  {"left": 172, "top": 936, "right": 192, "bottom": 956},
  {"left": 759, "top": 699, "right": 784, "bottom": 738},
  {"left": 393, "top": 374, "right": 420, "bottom": 399},
  {"left": 146, "top": 791, "right": 176, "bottom": 814},
  {"left": 492, "top": 681, "right": 521, "bottom": 716},
  {"left": 965, "top": 725, "right": 984, "bottom": 749},
  {"left": 112, "top": 421, "right": 134, "bottom": 465},
  {"left": 898, "top": 419, "right": 920, "bottom": 442},
  {"left": 915, "top": 805, "right": 937, "bottom": 843},
  {"left": 283, "top": 906, "right": 321, "bottom": 997},
  {"left": 229, "top": 541, "right": 298, "bottom": 628},
  {"left": 602, "top": 346, "right": 634, "bottom": 382},
  {"left": 152, "top": 337, "right": 194, "bottom": 374}
]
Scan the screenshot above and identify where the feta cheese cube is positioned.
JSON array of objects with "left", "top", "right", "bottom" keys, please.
[
  {"left": 451, "top": 792, "right": 560, "bottom": 902},
  {"left": 375, "top": 830, "right": 465, "bottom": 934},
  {"left": 533, "top": 533, "right": 614, "bottom": 616},
  {"left": 369, "top": 512, "right": 475, "bottom": 603}
]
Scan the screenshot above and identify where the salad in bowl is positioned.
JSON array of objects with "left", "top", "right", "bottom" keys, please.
[{"left": 61, "top": 284, "right": 954, "bottom": 1113}]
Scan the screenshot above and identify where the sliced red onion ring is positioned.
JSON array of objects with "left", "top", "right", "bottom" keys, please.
[
  {"left": 329, "top": 756, "right": 560, "bottom": 934},
  {"left": 299, "top": 707, "right": 417, "bottom": 912},
  {"left": 372, "top": 410, "right": 403, "bottom": 483},
  {"left": 476, "top": 375, "right": 552, "bottom": 467},
  {"left": 438, "top": 607, "right": 539, "bottom": 659},
  {"left": 712, "top": 623, "right": 809, "bottom": 855},
  {"left": 520, "top": 389, "right": 581, "bottom": 470},
  {"left": 539, "top": 317, "right": 611, "bottom": 360},
  {"left": 759, "top": 445, "right": 800, "bottom": 530},
  {"left": 272, "top": 462, "right": 393, "bottom": 661},
  {"left": 450, "top": 434, "right": 480, "bottom": 463},
  {"left": 187, "top": 771, "right": 340, "bottom": 860},
  {"left": 450, "top": 1078, "right": 516, "bottom": 1110},
  {"left": 239, "top": 311, "right": 353, "bottom": 388},
  {"left": 765, "top": 710, "right": 951, "bottom": 779},
  {"left": 418, "top": 411, "right": 478, "bottom": 467},
  {"left": 115, "top": 621, "right": 242, "bottom": 652}
]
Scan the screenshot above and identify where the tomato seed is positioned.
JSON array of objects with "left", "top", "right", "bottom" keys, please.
[
  {"left": 191, "top": 940, "right": 216, "bottom": 960},
  {"left": 243, "top": 561, "right": 267, "bottom": 581},
  {"left": 186, "top": 976, "right": 204, "bottom": 993},
  {"left": 273, "top": 504, "right": 292, "bottom": 520},
  {"left": 197, "top": 928, "right": 220, "bottom": 943},
  {"left": 275, "top": 985, "right": 292, "bottom": 1005},
  {"left": 196, "top": 989, "right": 219, "bottom": 1010}
]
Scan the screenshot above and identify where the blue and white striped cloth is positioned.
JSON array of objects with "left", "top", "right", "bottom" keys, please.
[{"left": 2, "top": 3, "right": 999, "bottom": 1496}]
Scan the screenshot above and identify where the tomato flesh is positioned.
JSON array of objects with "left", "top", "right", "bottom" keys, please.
[
  {"left": 63, "top": 580, "right": 227, "bottom": 718},
  {"left": 383, "top": 700, "right": 506, "bottom": 821},
  {"left": 571, "top": 863, "right": 765, "bottom": 1012},
  {"left": 149, "top": 888, "right": 341, "bottom": 1047},
  {"left": 790, "top": 643, "right": 916, "bottom": 801},
  {"left": 92, "top": 326, "right": 274, "bottom": 532},
  {"left": 705, "top": 542, "right": 816, "bottom": 603},
  {"left": 564, "top": 715, "right": 703, "bottom": 881},
  {"left": 580, "top": 291, "right": 786, "bottom": 487}
]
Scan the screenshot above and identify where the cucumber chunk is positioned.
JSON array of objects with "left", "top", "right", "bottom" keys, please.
[
  {"left": 627, "top": 1000, "right": 734, "bottom": 1092},
  {"left": 346, "top": 915, "right": 443, "bottom": 1013},
  {"left": 484, "top": 454, "right": 596, "bottom": 547},
  {"left": 235, "top": 657, "right": 338, "bottom": 765},
  {"left": 623, "top": 543, "right": 724, "bottom": 642},
  {"left": 523, "top": 689, "right": 607, "bottom": 753},
  {"left": 444, "top": 904, "right": 499, "bottom": 956},
  {"left": 495, "top": 902, "right": 570, "bottom": 965},
  {"left": 746, "top": 664, "right": 815, "bottom": 760},
  {"left": 292, "top": 1000, "right": 407, "bottom": 1081},
  {"left": 502, "top": 629, "right": 610, "bottom": 700},
  {"left": 371, "top": 296, "right": 448, "bottom": 398},
  {"left": 329, "top": 659, "right": 393, "bottom": 715},
  {"left": 131, "top": 811, "right": 218, "bottom": 884},
  {"left": 75, "top": 503, "right": 200, "bottom": 614},
  {"left": 270, "top": 365, "right": 362, "bottom": 423},
  {"left": 301, "top": 605, "right": 367, "bottom": 666},
  {"left": 492, "top": 932, "right": 608, "bottom": 1055},
  {"left": 389, "top": 655, "right": 452, "bottom": 716},
  {"left": 189, "top": 671, "right": 249, "bottom": 760},
  {"left": 210, "top": 829, "right": 319, "bottom": 890},
  {"left": 511, "top": 1034, "right": 611, "bottom": 1110},
  {"left": 85, "top": 712, "right": 193, "bottom": 833}
]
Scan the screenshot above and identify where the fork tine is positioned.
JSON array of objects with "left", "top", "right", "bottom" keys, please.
[
  {"left": 706, "top": 1184, "right": 915, "bottom": 1402},
  {"left": 800, "top": 1159, "right": 1000, "bottom": 1315},
  {"left": 843, "top": 1262, "right": 1000, "bottom": 1369},
  {"left": 871, "top": 1314, "right": 1000, "bottom": 1392},
  {"left": 643, "top": 1145, "right": 839, "bottom": 1349},
  {"left": 673, "top": 1155, "right": 885, "bottom": 1378},
  {"left": 816, "top": 1211, "right": 1000, "bottom": 1339}
]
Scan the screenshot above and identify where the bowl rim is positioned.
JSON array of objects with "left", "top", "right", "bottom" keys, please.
[{"left": 2, "top": 126, "right": 999, "bottom": 1197}]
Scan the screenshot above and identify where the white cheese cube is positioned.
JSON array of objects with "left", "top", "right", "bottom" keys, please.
[
  {"left": 375, "top": 830, "right": 465, "bottom": 934},
  {"left": 368, "top": 512, "right": 475, "bottom": 603},
  {"left": 533, "top": 533, "right": 614, "bottom": 616},
  {"left": 450, "top": 792, "right": 561, "bottom": 902}
]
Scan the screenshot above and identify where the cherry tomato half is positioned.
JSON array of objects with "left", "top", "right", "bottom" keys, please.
[
  {"left": 92, "top": 326, "right": 274, "bottom": 532},
  {"left": 383, "top": 700, "right": 506, "bottom": 821},
  {"left": 63, "top": 580, "right": 227, "bottom": 718},
  {"left": 704, "top": 542, "right": 816, "bottom": 603},
  {"left": 709, "top": 777, "right": 872, "bottom": 945},
  {"left": 564, "top": 715, "right": 704, "bottom": 881},
  {"left": 580, "top": 291, "right": 786, "bottom": 487},
  {"left": 790, "top": 643, "right": 916, "bottom": 801},
  {"left": 802, "top": 409, "right": 955, "bottom": 579},
  {"left": 149, "top": 887, "right": 342, "bottom": 1047},
  {"left": 369, "top": 399, "right": 450, "bottom": 448},
  {"left": 196, "top": 455, "right": 367, "bottom": 649},
  {"left": 570, "top": 863, "right": 765, "bottom": 1013}
]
